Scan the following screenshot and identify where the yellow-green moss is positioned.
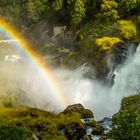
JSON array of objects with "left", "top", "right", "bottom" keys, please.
[
  {"left": 95, "top": 37, "right": 123, "bottom": 51},
  {"left": 84, "top": 120, "right": 97, "bottom": 127},
  {"left": 0, "top": 107, "right": 84, "bottom": 139}
]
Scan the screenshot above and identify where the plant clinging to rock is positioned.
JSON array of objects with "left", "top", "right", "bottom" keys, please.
[{"left": 95, "top": 37, "right": 123, "bottom": 51}]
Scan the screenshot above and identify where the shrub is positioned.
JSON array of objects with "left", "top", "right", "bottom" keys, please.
[
  {"left": 116, "top": 20, "right": 137, "bottom": 39},
  {"left": 117, "top": 0, "right": 139, "bottom": 15},
  {"left": 95, "top": 37, "right": 123, "bottom": 51},
  {"left": 99, "top": 0, "right": 119, "bottom": 21},
  {"left": 70, "top": 0, "right": 86, "bottom": 25},
  {"left": 0, "top": 125, "right": 29, "bottom": 140}
]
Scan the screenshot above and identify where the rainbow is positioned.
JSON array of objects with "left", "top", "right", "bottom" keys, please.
[{"left": 0, "top": 18, "right": 67, "bottom": 109}]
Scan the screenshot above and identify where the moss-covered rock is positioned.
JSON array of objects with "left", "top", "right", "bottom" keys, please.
[
  {"left": 62, "top": 104, "right": 94, "bottom": 118},
  {"left": 111, "top": 94, "right": 140, "bottom": 140},
  {"left": 0, "top": 106, "right": 87, "bottom": 140},
  {"left": 121, "top": 94, "right": 140, "bottom": 110},
  {"left": 84, "top": 120, "right": 97, "bottom": 127}
]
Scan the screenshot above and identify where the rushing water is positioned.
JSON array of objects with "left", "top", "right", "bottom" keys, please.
[
  {"left": 0, "top": 40, "right": 140, "bottom": 120},
  {"left": 82, "top": 117, "right": 112, "bottom": 140}
]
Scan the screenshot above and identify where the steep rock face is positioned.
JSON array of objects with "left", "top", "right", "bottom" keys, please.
[
  {"left": 110, "top": 42, "right": 136, "bottom": 69},
  {"left": 107, "top": 42, "right": 137, "bottom": 85},
  {"left": 62, "top": 104, "right": 94, "bottom": 118}
]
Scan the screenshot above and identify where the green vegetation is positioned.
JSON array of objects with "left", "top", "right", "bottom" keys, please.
[
  {"left": 26, "top": 0, "right": 49, "bottom": 23},
  {"left": 0, "top": 1, "right": 140, "bottom": 139},
  {"left": 117, "top": 20, "right": 137, "bottom": 39},
  {"left": 0, "top": 125, "right": 29, "bottom": 140},
  {"left": 111, "top": 94, "right": 140, "bottom": 140},
  {"left": 0, "top": 0, "right": 140, "bottom": 74},
  {"left": 117, "top": 0, "right": 140, "bottom": 16},
  {"left": 98, "top": 0, "right": 119, "bottom": 21},
  {"left": 95, "top": 37, "right": 123, "bottom": 51},
  {"left": 0, "top": 107, "right": 85, "bottom": 139},
  {"left": 70, "top": 0, "right": 86, "bottom": 25}
]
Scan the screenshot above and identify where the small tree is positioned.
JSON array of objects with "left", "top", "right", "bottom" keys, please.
[
  {"left": 98, "top": 0, "right": 119, "bottom": 21},
  {"left": 70, "top": 0, "right": 86, "bottom": 25},
  {"left": 27, "top": 0, "right": 49, "bottom": 23}
]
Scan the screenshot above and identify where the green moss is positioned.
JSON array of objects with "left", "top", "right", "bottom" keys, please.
[
  {"left": 0, "top": 107, "right": 85, "bottom": 139},
  {"left": 84, "top": 120, "right": 97, "bottom": 127},
  {"left": 82, "top": 109, "right": 93, "bottom": 118},
  {"left": 42, "top": 134, "right": 67, "bottom": 140},
  {"left": 121, "top": 94, "right": 140, "bottom": 110},
  {"left": 58, "top": 112, "right": 84, "bottom": 128},
  {"left": 0, "top": 125, "right": 29, "bottom": 140},
  {"left": 111, "top": 94, "right": 140, "bottom": 140}
]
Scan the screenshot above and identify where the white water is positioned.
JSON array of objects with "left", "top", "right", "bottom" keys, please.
[
  {"left": 0, "top": 40, "right": 140, "bottom": 120},
  {"left": 55, "top": 44, "right": 140, "bottom": 120}
]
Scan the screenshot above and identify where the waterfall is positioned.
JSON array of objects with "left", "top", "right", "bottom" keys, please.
[
  {"left": 0, "top": 40, "right": 140, "bottom": 120},
  {"left": 112, "top": 44, "right": 140, "bottom": 96},
  {"left": 56, "top": 43, "right": 140, "bottom": 120}
]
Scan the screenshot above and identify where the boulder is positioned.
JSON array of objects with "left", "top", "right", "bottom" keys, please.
[
  {"left": 92, "top": 124, "right": 104, "bottom": 135},
  {"left": 65, "top": 122, "right": 86, "bottom": 140},
  {"left": 62, "top": 104, "right": 94, "bottom": 118},
  {"left": 53, "top": 26, "right": 66, "bottom": 36}
]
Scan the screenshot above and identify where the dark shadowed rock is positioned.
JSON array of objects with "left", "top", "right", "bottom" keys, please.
[
  {"left": 65, "top": 122, "right": 86, "bottom": 140},
  {"left": 62, "top": 104, "right": 94, "bottom": 118}
]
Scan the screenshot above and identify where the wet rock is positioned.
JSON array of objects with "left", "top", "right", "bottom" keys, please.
[
  {"left": 32, "top": 133, "right": 39, "bottom": 140},
  {"left": 65, "top": 122, "right": 86, "bottom": 140},
  {"left": 62, "top": 104, "right": 93, "bottom": 118},
  {"left": 99, "top": 135, "right": 107, "bottom": 140},
  {"left": 84, "top": 120, "right": 97, "bottom": 127},
  {"left": 92, "top": 124, "right": 104, "bottom": 135},
  {"left": 98, "top": 118, "right": 112, "bottom": 134},
  {"left": 53, "top": 26, "right": 66, "bottom": 36},
  {"left": 32, "top": 122, "right": 49, "bottom": 131},
  {"left": 111, "top": 42, "right": 127, "bottom": 66},
  {"left": 82, "top": 135, "right": 92, "bottom": 140}
]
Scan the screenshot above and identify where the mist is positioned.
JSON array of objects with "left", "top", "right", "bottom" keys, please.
[{"left": 0, "top": 40, "right": 139, "bottom": 120}]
